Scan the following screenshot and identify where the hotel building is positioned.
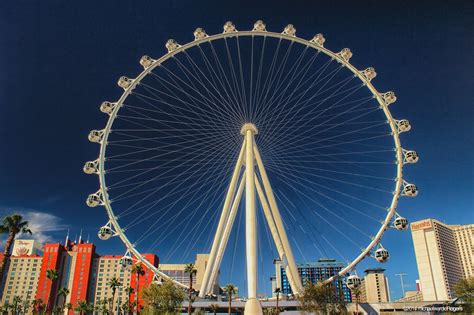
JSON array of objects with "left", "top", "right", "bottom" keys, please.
[
  {"left": 0, "top": 239, "right": 168, "bottom": 313},
  {"left": 358, "top": 268, "right": 390, "bottom": 303},
  {"left": 1, "top": 255, "right": 42, "bottom": 304},
  {"left": 411, "top": 219, "right": 473, "bottom": 301},
  {"left": 273, "top": 258, "right": 352, "bottom": 302}
]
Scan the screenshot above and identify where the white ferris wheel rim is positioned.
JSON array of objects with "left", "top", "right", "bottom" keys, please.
[{"left": 94, "top": 26, "right": 405, "bottom": 289}]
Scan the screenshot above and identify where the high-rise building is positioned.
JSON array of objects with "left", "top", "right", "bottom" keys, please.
[
  {"left": 358, "top": 268, "right": 390, "bottom": 303},
  {"left": 411, "top": 219, "right": 473, "bottom": 301},
  {"left": 273, "top": 258, "right": 352, "bottom": 302},
  {"left": 0, "top": 238, "right": 217, "bottom": 313},
  {"left": 1, "top": 254, "right": 42, "bottom": 304},
  {"left": 89, "top": 254, "right": 158, "bottom": 312}
]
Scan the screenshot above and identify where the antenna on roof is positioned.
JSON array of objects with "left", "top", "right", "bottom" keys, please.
[
  {"left": 78, "top": 229, "right": 83, "bottom": 244},
  {"left": 65, "top": 228, "right": 70, "bottom": 245},
  {"left": 86, "top": 233, "right": 90, "bottom": 244}
]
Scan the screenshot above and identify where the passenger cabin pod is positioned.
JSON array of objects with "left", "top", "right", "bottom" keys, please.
[
  {"left": 140, "top": 55, "right": 155, "bottom": 69},
  {"left": 396, "top": 119, "right": 411, "bottom": 133},
  {"left": 374, "top": 247, "right": 390, "bottom": 263},
  {"left": 100, "top": 101, "right": 116, "bottom": 115},
  {"left": 83, "top": 160, "right": 99, "bottom": 175},
  {"left": 403, "top": 183, "right": 418, "bottom": 197},
  {"left": 346, "top": 275, "right": 362, "bottom": 289},
  {"left": 86, "top": 191, "right": 103, "bottom": 207},
  {"left": 98, "top": 225, "right": 113, "bottom": 240},
  {"left": 223, "top": 21, "right": 237, "bottom": 33},
  {"left": 394, "top": 216, "right": 409, "bottom": 231},
  {"left": 166, "top": 39, "right": 180, "bottom": 53},
  {"left": 282, "top": 24, "right": 296, "bottom": 36},
  {"left": 404, "top": 150, "right": 419, "bottom": 164},
  {"left": 381, "top": 91, "right": 397, "bottom": 105},
  {"left": 361, "top": 67, "right": 377, "bottom": 81},
  {"left": 194, "top": 28, "right": 208, "bottom": 40},
  {"left": 118, "top": 76, "right": 133, "bottom": 90},
  {"left": 120, "top": 256, "right": 133, "bottom": 268},
  {"left": 337, "top": 48, "right": 353, "bottom": 62},
  {"left": 253, "top": 20, "right": 266, "bottom": 32},
  {"left": 88, "top": 130, "right": 104, "bottom": 143},
  {"left": 310, "top": 34, "right": 325, "bottom": 46}
]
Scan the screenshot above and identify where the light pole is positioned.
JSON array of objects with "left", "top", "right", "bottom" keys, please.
[{"left": 395, "top": 273, "right": 407, "bottom": 299}]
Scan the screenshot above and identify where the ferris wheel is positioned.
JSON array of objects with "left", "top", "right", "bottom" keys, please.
[{"left": 84, "top": 21, "right": 418, "bottom": 313}]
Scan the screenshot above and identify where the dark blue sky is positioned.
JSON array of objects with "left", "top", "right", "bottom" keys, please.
[{"left": 0, "top": 0, "right": 473, "bottom": 300}]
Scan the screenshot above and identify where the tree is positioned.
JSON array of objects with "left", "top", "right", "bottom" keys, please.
[
  {"left": 108, "top": 277, "right": 122, "bottom": 314},
  {"left": 57, "top": 287, "right": 70, "bottom": 313},
  {"left": 351, "top": 286, "right": 362, "bottom": 315},
  {"left": 31, "top": 299, "right": 43, "bottom": 315},
  {"left": 208, "top": 304, "right": 219, "bottom": 315},
  {"left": 274, "top": 287, "right": 281, "bottom": 314},
  {"left": 454, "top": 277, "right": 474, "bottom": 312},
  {"left": 3, "top": 303, "right": 12, "bottom": 315},
  {"left": 46, "top": 269, "right": 59, "bottom": 312},
  {"left": 184, "top": 263, "right": 197, "bottom": 315},
  {"left": 298, "top": 282, "right": 330, "bottom": 313},
  {"left": 298, "top": 281, "right": 347, "bottom": 314},
  {"left": 96, "top": 298, "right": 109, "bottom": 315},
  {"left": 52, "top": 306, "right": 62, "bottom": 315},
  {"left": 124, "top": 286, "right": 135, "bottom": 315},
  {"left": 12, "top": 296, "right": 22, "bottom": 315},
  {"left": 65, "top": 303, "right": 73, "bottom": 315},
  {"left": 22, "top": 300, "right": 30, "bottom": 315},
  {"left": 0, "top": 215, "right": 32, "bottom": 281},
  {"left": 132, "top": 263, "right": 145, "bottom": 313},
  {"left": 223, "top": 284, "right": 236, "bottom": 315},
  {"left": 74, "top": 301, "right": 91, "bottom": 315},
  {"left": 140, "top": 281, "right": 185, "bottom": 314}
]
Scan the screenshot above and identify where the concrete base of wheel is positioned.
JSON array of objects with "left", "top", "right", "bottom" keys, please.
[{"left": 244, "top": 298, "right": 263, "bottom": 315}]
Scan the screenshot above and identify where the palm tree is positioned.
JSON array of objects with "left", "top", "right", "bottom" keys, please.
[
  {"left": 65, "top": 303, "right": 73, "bottom": 315},
  {"left": 108, "top": 277, "right": 122, "bottom": 314},
  {"left": 274, "top": 287, "right": 281, "bottom": 314},
  {"left": 123, "top": 286, "right": 134, "bottom": 315},
  {"left": 31, "top": 299, "right": 43, "bottom": 315},
  {"left": 184, "top": 263, "right": 197, "bottom": 315},
  {"left": 223, "top": 284, "right": 236, "bottom": 315},
  {"left": 209, "top": 304, "right": 219, "bottom": 315},
  {"left": 0, "top": 215, "right": 32, "bottom": 281},
  {"left": 46, "top": 269, "right": 59, "bottom": 312},
  {"left": 74, "top": 301, "right": 89, "bottom": 315},
  {"left": 351, "top": 286, "right": 361, "bottom": 315},
  {"left": 57, "top": 288, "right": 70, "bottom": 313},
  {"left": 96, "top": 299, "right": 108, "bottom": 315},
  {"left": 131, "top": 263, "right": 145, "bottom": 312},
  {"left": 12, "top": 296, "right": 22, "bottom": 315}
]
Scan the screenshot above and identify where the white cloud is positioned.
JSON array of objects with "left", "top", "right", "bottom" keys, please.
[{"left": 0, "top": 207, "right": 68, "bottom": 245}]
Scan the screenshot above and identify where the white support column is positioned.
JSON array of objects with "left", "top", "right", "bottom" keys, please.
[
  {"left": 245, "top": 129, "right": 258, "bottom": 299},
  {"left": 254, "top": 145, "right": 303, "bottom": 294},
  {"left": 206, "top": 173, "right": 246, "bottom": 294},
  {"left": 199, "top": 141, "right": 246, "bottom": 298},
  {"left": 242, "top": 124, "right": 262, "bottom": 315},
  {"left": 255, "top": 175, "right": 287, "bottom": 278}
]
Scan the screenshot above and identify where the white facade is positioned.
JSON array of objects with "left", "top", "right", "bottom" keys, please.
[{"left": 411, "top": 219, "right": 473, "bottom": 301}]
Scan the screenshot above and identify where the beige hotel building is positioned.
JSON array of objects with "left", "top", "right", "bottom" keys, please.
[{"left": 411, "top": 218, "right": 473, "bottom": 301}]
